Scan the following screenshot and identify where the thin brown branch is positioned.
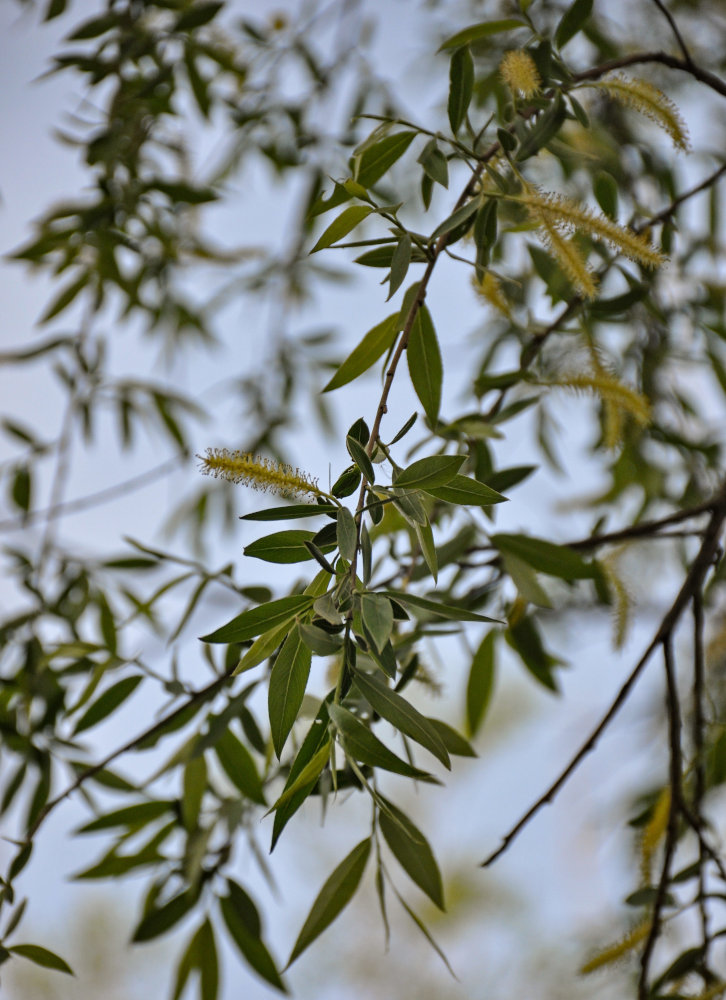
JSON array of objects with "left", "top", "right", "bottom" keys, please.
[
  {"left": 639, "top": 636, "right": 682, "bottom": 999},
  {"left": 692, "top": 588, "right": 712, "bottom": 962},
  {"left": 648, "top": 0, "right": 693, "bottom": 64},
  {"left": 566, "top": 497, "right": 716, "bottom": 551},
  {"left": 481, "top": 482, "right": 726, "bottom": 868}
]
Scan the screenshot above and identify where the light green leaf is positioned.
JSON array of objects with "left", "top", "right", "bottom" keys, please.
[
  {"left": 353, "top": 668, "right": 450, "bottom": 769},
  {"left": 328, "top": 703, "right": 437, "bottom": 781},
  {"left": 356, "top": 131, "right": 416, "bottom": 188},
  {"left": 324, "top": 314, "right": 398, "bottom": 392},
  {"left": 378, "top": 797, "right": 444, "bottom": 909},
  {"left": 311, "top": 205, "right": 374, "bottom": 253},
  {"left": 393, "top": 454, "right": 464, "bottom": 490},
  {"left": 502, "top": 553, "right": 552, "bottom": 608},
  {"left": 76, "top": 800, "right": 173, "bottom": 835},
  {"left": 425, "top": 474, "right": 507, "bottom": 506},
  {"left": 234, "top": 621, "right": 292, "bottom": 675},
  {"left": 439, "top": 18, "right": 526, "bottom": 50},
  {"left": 269, "top": 626, "right": 313, "bottom": 758},
  {"left": 287, "top": 839, "right": 371, "bottom": 966},
  {"left": 201, "top": 595, "right": 313, "bottom": 644},
  {"left": 407, "top": 305, "right": 443, "bottom": 426},
  {"left": 466, "top": 632, "right": 496, "bottom": 737}
]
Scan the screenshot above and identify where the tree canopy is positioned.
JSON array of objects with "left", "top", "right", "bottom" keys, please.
[{"left": 3, "top": 0, "right": 726, "bottom": 997}]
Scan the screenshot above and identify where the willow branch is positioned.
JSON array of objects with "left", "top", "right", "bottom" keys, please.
[
  {"left": 565, "top": 496, "right": 716, "bottom": 550},
  {"left": 648, "top": 0, "right": 693, "bottom": 64},
  {"left": 692, "top": 588, "right": 712, "bottom": 962},
  {"left": 481, "top": 482, "right": 726, "bottom": 868},
  {"left": 572, "top": 51, "right": 726, "bottom": 100}
]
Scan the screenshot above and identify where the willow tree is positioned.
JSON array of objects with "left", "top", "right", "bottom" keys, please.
[{"left": 3, "top": 1, "right": 726, "bottom": 998}]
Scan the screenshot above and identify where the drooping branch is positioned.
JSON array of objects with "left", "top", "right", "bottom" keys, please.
[{"left": 481, "top": 482, "right": 726, "bottom": 869}]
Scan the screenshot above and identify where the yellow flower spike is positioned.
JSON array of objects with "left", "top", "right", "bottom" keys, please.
[
  {"left": 472, "top": 271, "right": 513, "bottom": 317},
  {"left": 198, "top": 449, "right": 322, "bottom": 500},
  {"left": 585, "top": 74, "right": 690, "bottom": 152},
  {"left": 640, "top": 787, "right": 670, "bottom": 882},
  {"left": 580, "top": 919, "right": 652, "bottom": 975},
  {"left": 500, "top": 50, "right": 541, "bottom": 98}
]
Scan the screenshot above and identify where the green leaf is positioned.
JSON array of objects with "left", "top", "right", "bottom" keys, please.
[
  {"left": 268, "top": 741, "right": 330, "bottom": 817},
  {"left": 360, "top": 594, "right": 394, "bottom": 653},
  {"left": 336, "top": 507, "right": 357, "bottom": 562},
  {"left": 132, "top": 889, "right": 197, "bottom": 942},
  {"left": 593, "top": 171, "right": 618, "bottom": 220},
  {"left": 181, "top": 755, "right": 207, "bottom": 831},
  {"left": 197, "top": 920, "right": 219, "bottom": 1000},
  {"left": 76, "top": 800, "right": 173, "bottom": 834},
  {"left": 346, "top": 435, "right": 375, "bottom": 484},
  {"left": 200, "top": 595, "right": 313, "bottom": 643},
  {"left": 555, "top": 0, "right": 593, "bottom": 48},
  {"left": 215, "top": 729, "right": 266, "bottom": 804},
  {"left": 356, "top": 132, "right": 416, "bottom": 189},
  {"left": 220, "top": 892, "right": 287, "bottom": 993},
  {"left": 439, "top": 19, "right": 526, "bottom": 49},
  {"left": 393, "top": 454, "right": 464, "bottom": 490},
  {"left": 378, "top": 797, "right": 444, "bottom": 909},
  {"left": 427, "top": 718, "right": 477, "bottom": 757},
  {"left": 73, "top": 676, "right": 143, "bottom": 736},
  {"left": 11, "top": 466, "right": 31, "bottom": 514},
  {"left": 429, "top": 198, "right": 480, "bottom": 243},
  {"left": 269, "top": 626, "right": 313, "bottom": 758},
  {"left": 415, "top": 518, "right": 438, "bottom": 582},
  {"left": 175, "top": 2, "right": 224, "bottom": 32},
  {"left": 448, "top": 46, "right": 474, "bottom": 133},
  {"left": 311, "top": 205, "right": 374, "bottom": 253},
  {"left": 353, "top": 668, "right": 450, "bottom": 769},
  {"left": 241, "top": 503, "right": 337, "bottom": 521},
  {"left": 9, "top": 944, "right": 73, "bottom": 976},
  {"left": 384, "top": 591, "right": 500, "bottom": 624},
  {"left": 417, "top": 139, "right": 449, "bottom": 188},
  {"left": 491, "top": 533, "right": 595, "bottom": 580},
  {"left": 299, "top": 623, "right": 343, "bottom": 655},
  {"left": 323, "top": 314, "right": 398, "bottom": 392},
  {"left": 245, "top": 530, "right": 328, "bottom": 564},
  {"left": 407, "top": 305, "right": 443, "bottom": 426},
  {"left": 328, "top": 703, "right": 437, "bottom": 781},
  {"left": 271, "top": 697, "right": 333, "bottom": 850},
  {"left": 388, "top": 234, "right": 413, "bottom": 300},
  {"left": 506, "top": 616, "right": 562, "bottom": 691},
  {"left": 425, "top": 475, "right": 507, "bottom": 506},
  {"left": 39, "top": 272, "right": 89, "bottom": 324},
  {"left": 287, "top": 839, "right": 371, "bottom": 966},
  {"left": 234, "top": 622, "right": 290, "bottom": 675},
  {"left": 466, "top": 632, "right": 496, "bottom": 737}
]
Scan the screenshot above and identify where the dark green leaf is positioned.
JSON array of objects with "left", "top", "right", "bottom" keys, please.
[
  {"left": 181, "top": 755, "right": 207, "bottom": 831},
  {"left": 506, "top": 616, "right": 561, "bottom": 691},
  {"left": 415, "top": 517, "right": 438, "bottom": 582},
  {"left": 221, "top": 893, "right": 287, "bottom": 992},
  {"left": 417, "top": 139, "right": 449, "bottom": 188},
  {"left": 492, "top": 533, "right": 595, "bottom": 580},
  {"left": 384, "top": 591, "right": 500, "bottom": 624},
  {"left": 9, "top": 944, "right": 73, "bottom": 976},
  {"left": 269, "top": 626, "right": 313, "bottom": 757},
  {"left": 328, "top": 703, "right": 436, "bottom": 781},
  {"left": 466, "top": 631, "right": 496, "bottom": 737},
  {"left": 593, "top": 171, "right": 619, "bottom": 219},
  {"left": 73, "top": 675, "right": 143, "bottom": 736},
  {"left": 429, "top": 198, "right": 480, "bottom": 243},
  {"left": 448, "top": 46, "right": 474, "bottom": 133},
  {"left": 393, "top": 454, "right": 464, "bottom": 490},
  {"left": 388, "top": 233, "right": 412, "bottom": 299},
  {"left": 11, "top": 467, "right": 31, "bottom": 514},
  {"left": 378, "top": 797, "right": 444, "bottom": 909},
  {"left": 201, "top": 595, "right": 311, "bottom": 644},
  {"left": 287, "top": 839, "right": 371, "bottom": 966},
  {"left": 241, "top": 504, "right": 337, "bottom": 521},
  {"left": 407, "top": 305, "right": 442, "bottom": 426},
  {"left": 132, "top": 889, "right": 197, "bottom": 942},
  {"left": 197, "top": 920, "right": 219, "bottom": 1000},
  {"left": 346, "top": 435, "right": 375, "bottom": 484},
  {"left": 175, "top": 2, "right": 224, "bottom": 32},
  {"left": 353, "top": 668, "right": 450, "bottom": 769},
  {"left": 39, "top": 273, "right": 88, "bottom": 324},
  {"left": 245, "top": 530, "right": 326, "bottom": 564},
  {"left": 332, "top": 466, "right": 361, "bottom": 498},
  {"left": 76, "top": 800, "right": 173, "bottom": 835},
  {"left": 324, "top": 314, "right": 398, "bottom": 392},
  {"left": 555, "top": 0, "right": 594, "bottom": 48}
]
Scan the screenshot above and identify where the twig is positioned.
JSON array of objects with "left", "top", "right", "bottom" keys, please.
[
  {"left": 692, "top": 588, "right": 712, "bottom": 963},
  {"left": 648, "top": 0, "right": 693, "bottom": 64},
  {"left": 572, "top": 51, "right": 726, "bottom": 101},
  {"left": 566, "top": 497, "right": 716, "bottom": 550},
  {"left": 638, "top": 635, "right": 682, "bottom": 999},
  {"left": 481, "top": 482, "right": 726, "bottom": 868}
]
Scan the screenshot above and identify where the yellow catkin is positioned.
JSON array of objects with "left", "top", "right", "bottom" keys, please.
[
  {"left": 555, "top": 370, "right": 651, "bottom": 443},
  {"left": 600, "top": 553, "right": 633, "bottom": 650},
  {"left": 521, "top": 188, "right": 666, "bottom": 269},
  {"left": 539, "top": 220, "right": 599, "bottom": 298},
  {"left": 500, "top": 50, "right": 541, "bottom": 98},
  {"left": 640, "top": 787, "right": 671, "bottom": 881},
  {"left": 580, "top": 919, "right": 651, "bottom": 975},
  {"left": 198, "top": 449, "right": 321, "bottom": 499},
  {"left": 473, "top": 271, "right": 512, "bottom": 316},
  {"left": 585, "top": 74, "right": 690, "bottom": 152}
]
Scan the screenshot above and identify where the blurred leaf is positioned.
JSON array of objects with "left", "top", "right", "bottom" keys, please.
[
  {"left": 214, "top": 728, "right": 266, "bottom": 804},
  {"left": 439, "top": 19, "right": 526, "bottom": 50},
  {"left": 73, "top": 675, "right": 143, "bottom": 736},
  {"left": 466, "top": 632, "right": 496, "bottom": 737},
  {"left": 9, "top": 944, "right": 73, "bottom": 976}
]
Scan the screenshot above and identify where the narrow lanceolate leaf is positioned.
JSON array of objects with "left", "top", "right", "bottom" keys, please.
[
  {"left": 241, "top": 503, "right": 337, "bottom": 521},
  {"left": 389, "top": 234, "right": 413, "bottom": 300},
  {"left": 245, "top": 530, "right": 329, "bottom": 564},
  {"left": 428, "top": 718, "right": 477, "bottom": 757},
  {"left": 76, "top": 800, "right": 173, "bottom": 834},
  {"left": 311, "top": 205, "right": 374, "bottom": 253},
  {"left": 429, "top": 198, "right": 480, "bottom": 243},
  {"left": 287, "top": 839, "right": 371, "bottom": 966},
  {"left": 466, "top": 631, "right": 496, "bottom": 737},
  {"left": 337, "top": 506, "right": 357, "bottom": 562},
  {"left": 407, "top": 305, "right": 442, "bottom": 426},
  {"left": 324, "top": 314, "right": 399, "bottom": 392},
  {"left": 221, "top": 891, "right": 287, "bottom": 992},
  {"left": 181, "top": 755, "right": 207, "bottom": 831},
  {"left": 9, "top": 944, "right": 74, "bottom": 975},
  {"left": 555, "top": 0, "right": 593, "bottom": 48},
  {"left": 439, "top": 18, "right": 525, "bottom": 49},
  {"left": 448, "top": 46, "right": 474, "bottom": 133},
  {"left": 234, "top": 621, "right": 291, "bottom": 675},
  {"left": 384, "top": 591, "right": 500, "bottom": 624},
  {"left": 415, "top": 518, "right": 438, "bottom": 583},
  {"left": 132, "top": 889, "right": 198, "bottom": 942},
  {"left": 328, "top": 702, "right": 437, "bottom": 781},
  {"left": 356, "top": 131, "right": 416, "bottom": 189},
  {"left": 425, "top": 475, "right": 507, "bottom": 506},
  {"left": 200, "top": 595, "right": 313, "bottom": 644},
  {"left": 378, "top": 797, "right": 445, "bottom": 909},
  {"left": 196, "top": 920, "right": 219, "bottom": 1000},
  {"left": 215, "top": 729, "right": 266, "bottom": 805},
  {"left": 491, "top": 533, "right": 595, "bottom": 580},
  {"left": 72, "top": 675, "right": 143, "bottom": 735},
  {"left": 360, "top": 593, "right": 394, "bottom": 652},
  {"left": 269, "top": 626, "right": 313, "bottom": 758},
  {"left": 353, "top": 668, "right": 450, "bottom": 769},
  {"left": 393, "top": 454, "right": 464, "bottom": 490},
  {"left": 346, "top": 434, "right": 375, "bottom": 484}
]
